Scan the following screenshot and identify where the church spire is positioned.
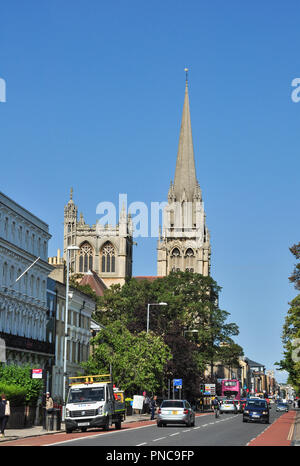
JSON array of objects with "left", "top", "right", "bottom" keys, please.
[{"left": 173, "top": 70, "right": 197, "bottom": 202}]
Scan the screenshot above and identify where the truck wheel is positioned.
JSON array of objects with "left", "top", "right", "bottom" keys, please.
[
  {"left": 103, "top": 417, "right": 110, "bottom": 431},
  {"left": 115, "top": 420, "right": 122, "bottom": 430},
  {"left": 66, "top": 429, "right": 73, "bottom": 434}
]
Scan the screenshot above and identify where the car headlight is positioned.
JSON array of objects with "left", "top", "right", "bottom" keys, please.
[
  {"left": 244, "top": 410, "right": 249, "bottom": 414},
  {"left": 262, "top": 411, "right": 268, "bottom": 415},
  {"left": 66, "top": 408, "right": 70, "bottom": 417},
  {"left": 98, "top": 406, "right": 103, "bottom": 415}
]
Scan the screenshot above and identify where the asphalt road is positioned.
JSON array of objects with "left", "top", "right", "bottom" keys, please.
[{"left": 50, "top": 407, "right": 284, "bottom": 447}]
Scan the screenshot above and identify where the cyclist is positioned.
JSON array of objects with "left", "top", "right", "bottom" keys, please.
[{"left": 212, "top": 397, "right": 220, "bottom": 418}]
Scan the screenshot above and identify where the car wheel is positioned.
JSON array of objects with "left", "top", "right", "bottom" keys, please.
[
  {"left": 243, "top": 418, "right": 247, "bottom": 423},
  {"left": 157, "top": 422, "right": 162, "bottom": 427}
]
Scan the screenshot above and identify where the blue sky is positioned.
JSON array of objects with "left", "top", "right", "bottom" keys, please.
[{"left": 1, "top": 1, "right": 300, "bottom": 383}]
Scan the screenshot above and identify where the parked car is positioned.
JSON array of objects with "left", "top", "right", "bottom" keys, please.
[
  {"left": 243, "top": 399, "right": 269, "bottom": 423},
  {"left": 276, "top": 402, "right": 289, "bottom": 412},
  {"left": 157, "top": 400, "right": 195, "bottom": 427},
  {"left": 219, "top": 399, "right": 238, "bottom": 414}
]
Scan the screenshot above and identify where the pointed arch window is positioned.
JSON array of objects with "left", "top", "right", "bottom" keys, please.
[
  {"left": 101, "top": 242, "right": 116, "bottom": 273},
  {"left": 170, "top": 247, "right": 181, "bottom": 272},
  {"left": 185, "top": 248, "right": 195, "bottom": 272},
  {"left": 79, "top": 242, "right": 93, "bottom": 273}
]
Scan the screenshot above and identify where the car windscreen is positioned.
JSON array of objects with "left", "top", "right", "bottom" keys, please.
[
  {"left": 161, "top": 401, "right": 184, "bottom": 408},
  {"left": 246, "top": 401, "right": 267, "bottom": 409},
  {"left": 68, "top": 387, "right": 105, "bottom": 403}
]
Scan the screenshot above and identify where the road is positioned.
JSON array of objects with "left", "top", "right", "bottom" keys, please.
[{"left": 49, "top": 407, "right": 284, "bottom": 446}]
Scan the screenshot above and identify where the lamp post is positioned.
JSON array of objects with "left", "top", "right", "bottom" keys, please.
[
  {"left": 146, "top": 302, "right": 167, "bottom": 333},
  {"left": 62, "top": 245, "right": 79, "bottom": 421}
]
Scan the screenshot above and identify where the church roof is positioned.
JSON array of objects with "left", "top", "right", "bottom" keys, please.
[
  {"left": 173, "top": 77, "right": 198, "bottom": 202},
  {"left": 79, "top": 270, "right": 107, "bottom": 296},
  {"left": 134, "top": 276, "right": 163, "bottom": 282}
]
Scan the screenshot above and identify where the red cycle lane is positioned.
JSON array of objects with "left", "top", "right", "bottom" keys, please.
[{"left": 248, "top": 411, "right": 296, "bottom": 446}]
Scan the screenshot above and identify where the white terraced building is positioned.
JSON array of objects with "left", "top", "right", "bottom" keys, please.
[{"left": 0, "top": 191, "right": 53, "bottom": 367}]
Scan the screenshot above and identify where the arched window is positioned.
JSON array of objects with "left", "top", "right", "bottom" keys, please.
[
  {"left": 101, "top": 242, "right": 116, "bottom": 273},
  {"left": 79, "top": 242, "right": 93, "bottom": 273},
  {"left": 185, "top": 248, "right": 195, "bottom": 272},
  {"left": 170, "top": 247, "right": 181, "bottom": 272},
  {"left": 2, "top": 262, "right": 8, "bottom": 286}
]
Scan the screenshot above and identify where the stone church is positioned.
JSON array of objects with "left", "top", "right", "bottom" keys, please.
[
  {"left": 49, "top": 75, "right": 210, "bottom": 287},
  {"left": 157, "top": 77, "right": 211, "bottom": 276}
]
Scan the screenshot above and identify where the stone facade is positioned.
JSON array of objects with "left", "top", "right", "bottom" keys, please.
[
  {"left": 51, "top": 281, "right": 95, "bottom": 401},
  {"left": 56, "top": 189, "right": 133, "bottom": 287},
  {"left": 157, "top": 80, "right": 211, "bottom": 276}
]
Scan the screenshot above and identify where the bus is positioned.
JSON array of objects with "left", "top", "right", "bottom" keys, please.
[{"left": 221, "top": 379, "right": 241, "bottom": 400}]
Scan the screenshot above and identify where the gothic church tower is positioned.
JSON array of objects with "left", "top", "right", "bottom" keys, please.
[
  {"left": 63, "top": 188, "right": 133, "bottom": 287},
  {"left": 157, "top": 75, "right": 211, "bottom": 276}
]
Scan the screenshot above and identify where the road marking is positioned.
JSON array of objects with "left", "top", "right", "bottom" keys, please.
[
  {"left": 153, "top": 437, "right": 166, "bottom": 442},
  {"left": 170, "top": 432, "right": 180, "bottom": 436},
  {"left": 193, "top": 426, "right": 201, "bottom": 429},
  {"left": 287, "top": 423, "right": 294, "bottom": 441},
  {"left": 136, "top": 442, "right": 147, "bottom": 446},
  {"left": 183, "top": 429, "right": 191, "bottom": 432}
]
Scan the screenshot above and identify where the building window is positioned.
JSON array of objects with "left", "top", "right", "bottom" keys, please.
[
  {"left": 185, "top": 248, "right": 195, "bottom": 272},
  {"left": 170, "top": 247, "right": 181, "bottom": 271},
  {"left": 79, "top": 242, "right": 93, "bottom": 273},
  {"left": 101, "top": 242, "right": 116, "bottom": 273}
]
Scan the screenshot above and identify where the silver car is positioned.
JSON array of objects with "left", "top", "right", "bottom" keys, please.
[
  {"left": 219, "top": 399, "right": 238, "bottom": 414},
  {"left": 157, "top": 400, "right": 195, "bottom": 427}
]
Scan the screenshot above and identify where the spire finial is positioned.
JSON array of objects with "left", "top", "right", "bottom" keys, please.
[
  {"left": 184, "top": 67, "right": 189, "bottom": 85},
  {"left": 70, "top": 187, "right": 73, "bottom": 200}
]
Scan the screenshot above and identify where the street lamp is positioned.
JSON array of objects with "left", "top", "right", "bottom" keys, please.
[
  {"left": 62, "top": 245, "right": 79, "bottom": 421},
  {"left": 146, "top": 302, "right": 167, "bottom": 333}
]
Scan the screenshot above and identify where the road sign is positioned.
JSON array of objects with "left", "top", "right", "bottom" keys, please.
[
  {"left": 173, "top": 379, "right": 183, "bottom": 388},
  {"left": 204, "top": 384, "right": 216, "bottom": 395}
]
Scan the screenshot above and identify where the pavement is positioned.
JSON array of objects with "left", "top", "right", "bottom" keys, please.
[{"left": 0, "top": 408, "right": 300, "bottom": 446}]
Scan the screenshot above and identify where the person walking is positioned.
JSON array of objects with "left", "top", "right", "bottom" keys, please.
[
  {"left": 0, "top": 393, "right": 10, "bottom": 438},
  {"left": 45, "top": 392, "right": 54, "bottom": 412},
  {"left": 150, "top": 395, "right": 157, "bottom": 420}
]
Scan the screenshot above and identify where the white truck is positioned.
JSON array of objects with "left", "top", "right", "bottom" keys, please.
[{"left": 65, "top": 374, "right": 125, "bottom": 434}]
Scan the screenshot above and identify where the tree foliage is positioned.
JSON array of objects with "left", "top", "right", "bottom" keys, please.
[
  {"left": 276, "top": 244, "right": 300, "bottom": 393},
  {"left": 0, "top": 364, "right": 43, "bottom": 405},
  {"left": 88, "top": 271, "right": 242, "bottom": 397},
  {"left": 81, "top": 321, "right": 171, "bottom": 396}
]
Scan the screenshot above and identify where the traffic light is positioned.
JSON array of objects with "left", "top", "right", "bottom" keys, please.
[{"left": 200, "top": 384, "right": 204, "bottom": 394}]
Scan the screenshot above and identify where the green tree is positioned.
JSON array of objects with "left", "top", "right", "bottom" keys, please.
[
  {"left": 276, "top": 244, "right": 300, "bottom": 394},
  {"left": 0, "top": 364, "right": 43, "bottom": 404},
  {"left": 93, "top": 271, "right": 242, "bottom": 397},
  {"left": 81, "top": 321, "right": 172, "bottom": 396}
]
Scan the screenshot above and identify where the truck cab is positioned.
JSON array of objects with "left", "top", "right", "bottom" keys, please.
[{"left": 65, "top": 374, "right": 125, "bottom": 433}]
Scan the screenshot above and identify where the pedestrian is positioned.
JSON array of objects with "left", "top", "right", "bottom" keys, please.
[
  {"left": 143, "top": 394, "right": 150, "bottom": 414},
  {"left": 0, "top": 393, "right": 10, "bottom": 438},
  {"left": 45, "top": 392, "right": 54, "bottom": 412},
  {"left": 150, "top": 395, "right": 157, "bottom": 420}
]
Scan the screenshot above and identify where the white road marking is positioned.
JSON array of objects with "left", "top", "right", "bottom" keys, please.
[
  {"left": 170, "top": 432, "right": 180, "bottom": 436},
  {"left": 153, "top": 437, "right": 166, "bottom": 442}
]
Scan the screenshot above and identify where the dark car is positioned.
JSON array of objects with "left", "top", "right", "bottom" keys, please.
[{"left": 243, "top": 399, "right": 269, "bottom": 424}]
